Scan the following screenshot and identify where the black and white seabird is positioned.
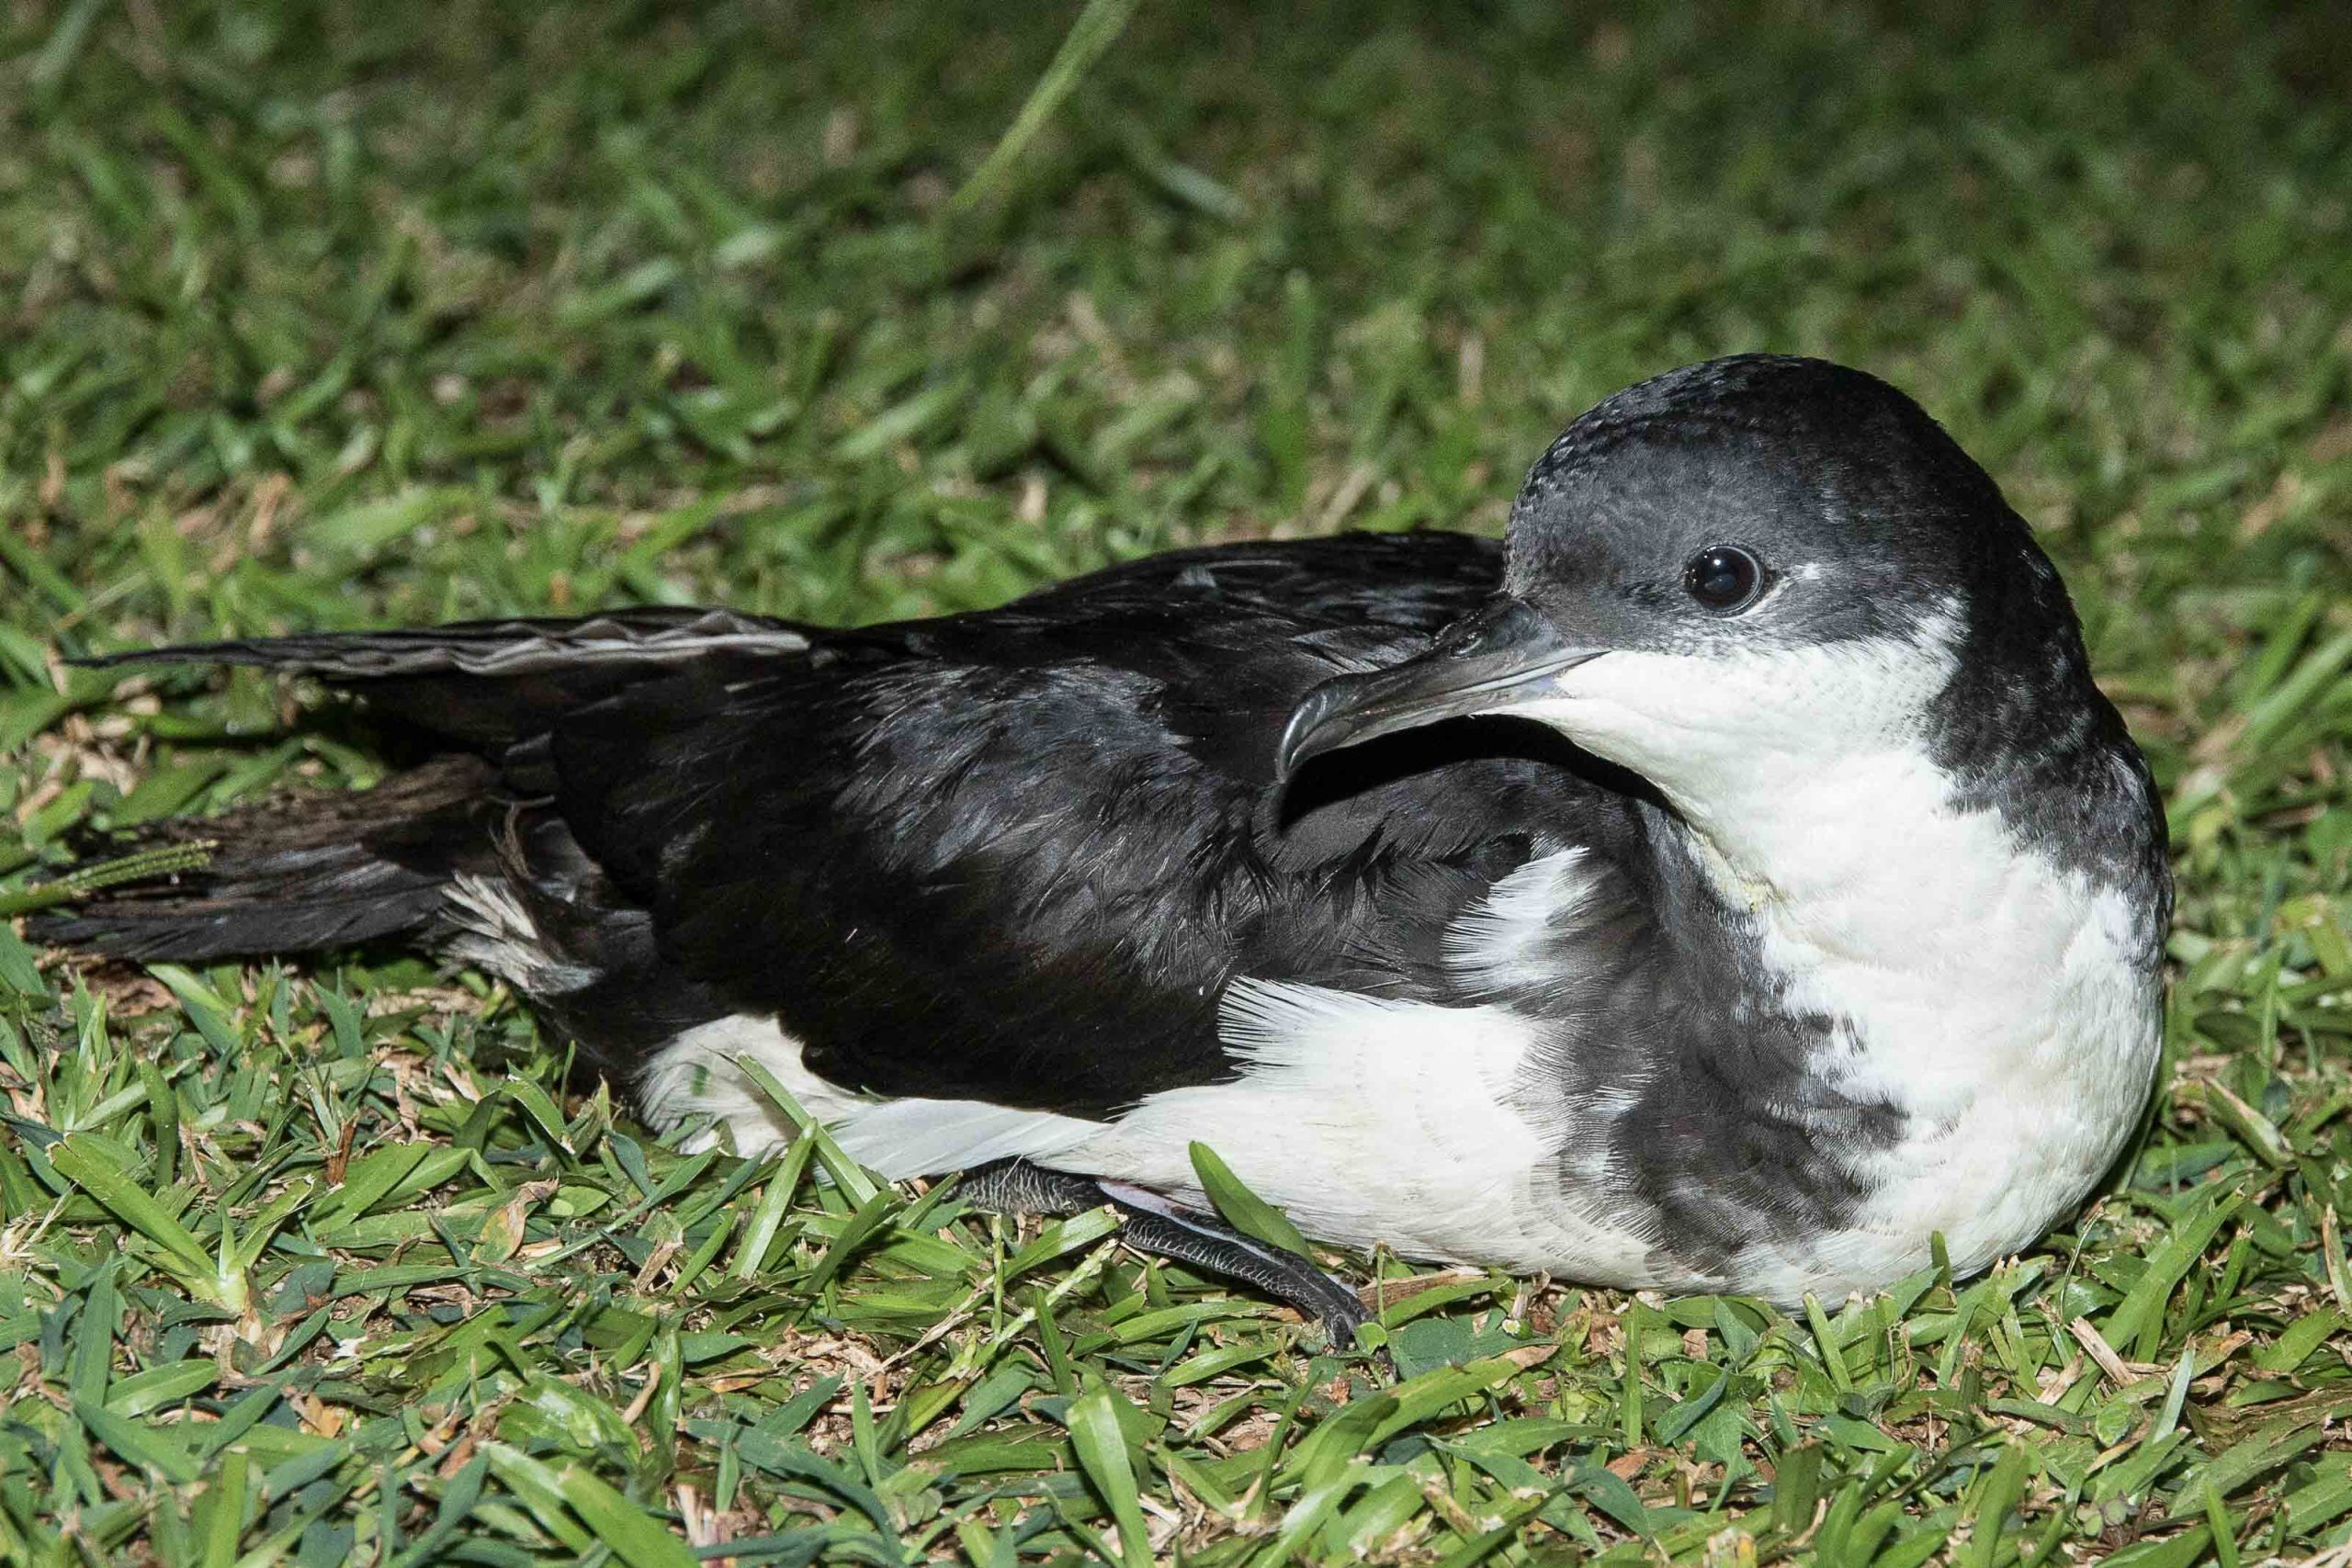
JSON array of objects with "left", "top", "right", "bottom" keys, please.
[{"left": 36, "top": 355, "right": 2171, "bottom": 1334}]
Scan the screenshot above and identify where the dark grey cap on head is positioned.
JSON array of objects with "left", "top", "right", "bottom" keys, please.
[{"left": 1501, "top": 355, "right": 2057, "bottom": 654}]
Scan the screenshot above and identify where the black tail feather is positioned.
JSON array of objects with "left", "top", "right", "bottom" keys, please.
[
  {"left": 26, "top": 757, "right": 499, "bottom": 963},
  {"left": 34, "top": 606, "right": 807, "bottom": 1053}
]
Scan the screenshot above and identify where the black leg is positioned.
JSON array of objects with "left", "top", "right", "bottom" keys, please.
[
  {"left": 956, "top": 1156, "right": 1105, "bottom": 1217},
  {"left": 954, "top": 1160, "right": 1370, "bottom": 1349},
  {"left": 1103, "top": 1182, "right": 1371, "bottom": 1350}
]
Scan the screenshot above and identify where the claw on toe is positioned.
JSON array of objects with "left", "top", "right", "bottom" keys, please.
[{"left": 955, "top": 1163, "right": 1382, "bottom": 1363}]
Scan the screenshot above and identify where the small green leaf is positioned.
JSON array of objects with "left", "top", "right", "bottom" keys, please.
[
  {"left": 732, "top": 1054, "right": 877, "bottom": 1203},
  {"left": 199, "top": 1447, "right": 251, "bottom": 1568},
  {"left": 804, "top": 1186, "right": 898, "bottom": 1292},
  {"left": 482, "top": 1444, "right": 693, "bottom": 1568},
  {"left": 1964, "top": 1440, "right": 2032, "bottom": 1568},
  {"left": 948, "top": 0, "right": 1141, "bottom": 212},
  {"left": 2253, "top": 1309, "right": 2346, "bottom": 1374},
  {"left": 1804, "top": 1293, "right": 1854, "bottom": 1393},
  {"left": 2106, "top": 1186, "right": 2245, "bottom": 1359},
  {"left": 77, "top": 1399, "right": 200, "bottom": 1484},
  {"left": 106, "top": 1359, "right": 220, "bottom": 1417},
  {"left": 500, "top": 1076, "right": 576, "bottom": 1156},
  {"left": 50, "top": 1134, "right": 221, "bottom": 1299},
  {"left": 0, "top": 924, "right": 51, "bottom": 998},
  {"left": 148, "top": 964, "right": 242, "bottom": 1055},
  {"left": 2187, "top": 1079, "right": 2294, "bottom": 1168},
  {"left": 1774, "top": 1441, "right": 1824, "bottom": 1537},
  {"left": 1187, "top": 1140, "right": 1311, "bottom": 1257},
  {"left": 1067, "top": 1379, "right": 1151, "bottom": 1568}
]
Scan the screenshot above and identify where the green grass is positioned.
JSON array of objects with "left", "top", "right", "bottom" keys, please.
[{"left": 3, "top": 0, "right": 2349, "bottom": 1562}]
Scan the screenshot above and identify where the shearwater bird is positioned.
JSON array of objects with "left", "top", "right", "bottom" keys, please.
[{"left": 33, "top": 355, "right": 2170, "bottom": 1337}]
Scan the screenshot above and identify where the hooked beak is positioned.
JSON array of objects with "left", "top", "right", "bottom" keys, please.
[{"left": 1276, "top": 594, "right": 1605, "bottom": 780}]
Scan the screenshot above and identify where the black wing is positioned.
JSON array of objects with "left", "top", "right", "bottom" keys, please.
[
  {"left": 533, "top": 532, "right": 1632, "bottom": 1113},
  {"left": 47, "top": 531, "right": 1634, "bottom": 1116}
]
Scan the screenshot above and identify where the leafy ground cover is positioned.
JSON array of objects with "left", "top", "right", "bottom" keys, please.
[{"left": 2, "top": 0, "right": 2348, "bottom": 1562}]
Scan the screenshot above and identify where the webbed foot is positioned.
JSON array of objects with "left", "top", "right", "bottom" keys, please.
[{"left": 957, "top": 1159, "right": 1370, "bottom": 1349}]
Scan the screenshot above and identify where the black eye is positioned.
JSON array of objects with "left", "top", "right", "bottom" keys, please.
[{"left": 1683, "top": 546, "right": 1763, "bottom": 611}]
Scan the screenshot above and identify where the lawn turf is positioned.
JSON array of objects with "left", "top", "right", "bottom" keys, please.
[{"left": 3, "top": 1, "right": 2350, "bottom": 1562}]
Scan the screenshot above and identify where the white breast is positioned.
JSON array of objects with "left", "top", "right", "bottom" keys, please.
[
  {"left": 1475, "top": 613, "right": 2162, "bottom": 1299},
  {"left": 1723, "top": 770, "right": 2162, "bottom": 1298},
  {"left": 1613, "top": 746, "right": 2158, "bottom": 1299}
]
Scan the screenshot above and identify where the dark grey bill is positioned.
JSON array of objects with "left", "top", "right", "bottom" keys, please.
[{"left": 1275, "top": 594, "right": 1603, "bottom": 780}]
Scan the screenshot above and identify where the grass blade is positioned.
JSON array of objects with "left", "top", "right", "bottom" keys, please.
[
  {"left": 1066, "top": 1379, "right": 1151, "bottom": 1568},
  {"left": 49, "top": 1134, "right": 222, "bottom": 1302},
  {"left": 1188, "top": 1140, "right": 1311, "bottom": 1257},
  {"left": 948, "top": 0, "right": 1140, "bottom": 212}
]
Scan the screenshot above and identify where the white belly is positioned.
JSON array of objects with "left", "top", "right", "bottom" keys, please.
[{"left": 1693, "top": 797, "right": 2164, "bottom": 1302}]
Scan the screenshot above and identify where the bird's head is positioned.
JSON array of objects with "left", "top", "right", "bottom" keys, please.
[{"left": 1278, "top": 355, "right": 2102, "bottom": 844}]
